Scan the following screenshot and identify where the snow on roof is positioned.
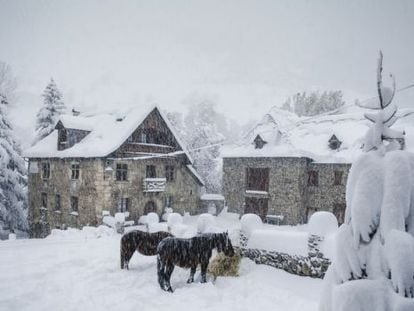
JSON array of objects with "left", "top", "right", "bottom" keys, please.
[
  {"left": 56, "top": 115, "right": 94, "bottom": 131},
  {"left": 186, "top": 164, "right": 204, "bottom": 186},
  {"left": 24, "top": 106, "right": 193, "bottom": 163},
  {"left": 222, "top": 106, "right": 414, "bottom": 163},
  {"left": 200, "top": 194, "right": 225, "bottom": 201}
]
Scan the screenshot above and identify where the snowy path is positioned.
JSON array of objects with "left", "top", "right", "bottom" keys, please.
[{"left": 0, "top": 235, "right": 322, "bottom": 311}]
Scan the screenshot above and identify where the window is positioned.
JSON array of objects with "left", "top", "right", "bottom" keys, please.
[
  {"left": 41, "top": 193, "right": 48, "bottom": 208},
  {"left": 165, "top": 165, "right": 174, "bottom": 182},
  {"left": 71, "top": 196, "right": 78, "bottom": 212},
  {"left": 334, "top": 171, "right": 343, "bottom": 185},
  {"left": 116, "top": 164, "right": 128, "bottom": 181},
  {"left": 42, "top": 162, "right": 50, "bottom": 179},
  {"left": 127, "top": 135, "right": 133, "bottom": 143},
  {"left": 308, "top": 171, "right": 319, "bottom": 186},
  {"left": 246, "top": 168, "right": 269, "bottom": 191},
  {"left": 55, "top": 194, "right": 61, "bottom": 211},
  {"left": 164, "top": 195, "right": 173, "bottom": 208},
  {"left": 146, "top": 165, "right": 156, "bottom": 178},
  {"left": 71, "top": 163, "right": 80, "bottom": 180},
  {"left": 141, "top": 133, "right": 147, "bottom": 143},
  {"left": 117, "top": 197, "right": 129, "bottom": 213},
  {"left": 59, "top": 129, "right": 67, "bottom": 142}
]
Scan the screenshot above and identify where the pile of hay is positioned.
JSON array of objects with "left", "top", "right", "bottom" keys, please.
[{"left": 208, "top": 249, "right": 242, "bottom": 279}]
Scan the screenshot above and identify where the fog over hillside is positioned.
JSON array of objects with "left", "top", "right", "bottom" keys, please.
[{"left": 0, "top": 0, "right": 414, "bottom": 147}]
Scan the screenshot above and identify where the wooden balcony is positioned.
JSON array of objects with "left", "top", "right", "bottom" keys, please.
[{"left": 143, "top": 178, "right": 166, "bottom": 192}]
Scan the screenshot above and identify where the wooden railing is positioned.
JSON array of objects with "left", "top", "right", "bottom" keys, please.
[{"left": 143, "top": 178, "right": 166, "bottom": 192}]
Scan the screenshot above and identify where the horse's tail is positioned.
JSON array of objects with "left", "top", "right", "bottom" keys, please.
[{"left": 120, "top": 238, "right": 125, "bottom": 269}]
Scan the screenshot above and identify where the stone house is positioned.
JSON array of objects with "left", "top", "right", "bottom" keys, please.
[
  {"left": 223, "top": 156, "right": 350, "bottom": 225},
  {"left": 221, "top": 107, "right": 363, "bottom": 225},
  {"left": 24, "top": 106, "right": 204, "bottom": 237}
]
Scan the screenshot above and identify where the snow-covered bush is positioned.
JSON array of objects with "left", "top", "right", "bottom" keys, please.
[
  {"left": 320, "top": 52, "right": 414, "bottom": 311},
  {"left": 197, "top": 213, "right": 218, "bottom": 233},
  {"left": 240, "top": 213, "right": 263, "bottom": 238},
  {"left": 161, "top": 207, "right": 173, "bottom": 221},
  {"left": 308, "top": 211, "right": 338, "bottom": 237},
  {"left": 148, "top": 222, "right": 168, "bottom": 233},
  {"left": 167, "top": 213, "right": 183, "bottom": 228},
  {"left": 247, "top": 230, "right": 309, "bottom": 256},
  {"left": 145, "top": 212, "right": 159, "bottom": 224}
]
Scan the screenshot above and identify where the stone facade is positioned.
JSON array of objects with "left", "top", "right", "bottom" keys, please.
[
  {"left": 27, "top": 107, "right": 203, "bottom": 237},
  {"left": 223, "top": 156, "right": 350, "bottom": 225}
]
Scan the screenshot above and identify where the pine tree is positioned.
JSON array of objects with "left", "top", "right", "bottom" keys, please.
[
  {"left": 320, "top": 52, "right": 414, "bottom": 311},
  {"left": 0, "top": 93, "right": 28, "bottom": 234},
  {"left": 286, "top": 90, "right": 345, "bottom": 116},
  {"left": 34, "top": 78, "right": 66, "bottom": 143}
]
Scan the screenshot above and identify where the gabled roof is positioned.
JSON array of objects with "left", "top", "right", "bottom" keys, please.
[
  {"left": 222, "top": 106, "right": 414, "bottom": 163},
  {"left": 24, "top": 106, "right": 194, "bottom": 164},
  {"left": 55, "top": 115, "right": 94, "bottom": 131}
]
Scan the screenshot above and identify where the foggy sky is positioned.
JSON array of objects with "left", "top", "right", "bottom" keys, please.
[{"left": 1, "top": 0, "right": 414, "bottom": 132}]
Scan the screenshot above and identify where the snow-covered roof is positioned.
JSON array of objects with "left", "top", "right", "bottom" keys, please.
[
  {"left": 56, "top": 115, "right": 94, "bottom": 131},
  {"left": 200, "top": 194, "right": 225, "bottom": 201},
  {"left": 222, "top": 106, "right": 414, "bottom": 163},
  {"left": 186, "top": 164, "right": 204, "bottom": 186},
  {"left": 24, "top": 106, "right": 194, "bottom": 163}
]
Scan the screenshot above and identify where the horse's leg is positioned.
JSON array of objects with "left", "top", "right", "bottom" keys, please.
[
  {"left": 124, "top": 247, "right": 136, "bottom": 270},
  {"left": 200, "top": 261, "right": 208, "bottom": 283},
  {"left": 120, "top": 244, "right": 125, "bottom": 269},
  {"left": 187, "top": 265, "right": 196, "bottom": 283},
  {"left": 164, "top": 263, "right": 175, "bottom": 293},
  {"left": 157, "top": 255, "right": 166, "bottom": 290}
]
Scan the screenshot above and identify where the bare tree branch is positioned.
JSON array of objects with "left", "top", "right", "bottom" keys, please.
[{"left": 377, "top": 51, "right": 384, "bottom": 109}]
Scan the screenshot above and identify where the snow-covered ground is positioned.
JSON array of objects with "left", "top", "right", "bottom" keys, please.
[{"left": 0, "top": 221, "right": 323, "bottom": 311}]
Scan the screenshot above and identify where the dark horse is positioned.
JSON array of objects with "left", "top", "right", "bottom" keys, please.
[
  {"left": 157, "top": 232, "right": 234, "bottom": 292},
  {"left": 120, "top": 230, "right": 173, "bottom": 269}
]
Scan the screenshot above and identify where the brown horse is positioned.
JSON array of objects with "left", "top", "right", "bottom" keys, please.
[{"left": 120, "top": 230, "right": 173, "bottom": 269}]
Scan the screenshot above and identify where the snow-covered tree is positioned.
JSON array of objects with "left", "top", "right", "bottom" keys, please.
[
  {"left": 320, "top": 52, "right": 414, "bottom": 311},
  {"left": 0, "top": 93, "right": 28, "bottom": 234},
  {"left": 34, "top": 78, "right": 66, "bottom": 143},
  {"left": 182, "top": 97, "right": 226, "bottom": 193},
  {"left": 283, "top": 90, "right": 344, "bottom": 116}
]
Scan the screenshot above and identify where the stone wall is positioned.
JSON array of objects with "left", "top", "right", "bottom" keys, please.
[
  {"left": 223, "top": 157, "right": 351, "bottom": 225},
  {"left": 240, "top": 232, "right": 331, "bottom": 278},
  {"left": 223, "top": 157, "right": 310, "bottom": 224},
  {"left": 306, "top": 163, "right": 351, "bottom": 223},
  {"left": 28, "top": 158, "right": 101, "bottom": 236},
  {"left": 28, "top": 156, "right": 202, "bottom": 237}
]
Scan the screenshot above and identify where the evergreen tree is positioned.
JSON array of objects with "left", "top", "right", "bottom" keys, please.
[
  {"left": 0, "top": 93, "right": 28, "bottom": 234},
  {"left": 320, "top": 52, "right": 414, "bottom": 311},
  {"left": 34, "top": 78, "right": 66, "bottom": 143},
  {"left": 183, "top": 98, "right": 225, "bottom": 193},
  {"left": 284, "top": 90, "right": 344, "bottom": 116}
]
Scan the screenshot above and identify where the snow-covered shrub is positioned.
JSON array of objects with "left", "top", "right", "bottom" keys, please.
[
  {"left": 148, "top": 222, "right": 168, "bottom": 233},
  {"left": 308, "top": 211, "right": 338, "bottom": 237},
  {"left": 161, "top": 207, "right": 173, "bottom": 222},
  {"left": 197, "top": 213, "right": 218, "bottom": 233},
  {"left": 320, "top": 53, "right": 414, "bottom": 311},
  {"left": 240, "top": 213, "right": 263, "bottom": 238},
  {"left": 247, "top": 230, "right": 309, "bottom": 256},
  {"left": 146, "top": 212, "right": 159, "bottom": 224},
  {"left": 167, "top": 213, "right": 183, "bottom": 228}
]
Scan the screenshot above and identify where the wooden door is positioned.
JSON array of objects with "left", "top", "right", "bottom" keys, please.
[
  {"left": 245, "top": 198, "right": 268, "bottom": 221},
  {"left": 144, "top": 200, "right": 157, "bottom": 214}
]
